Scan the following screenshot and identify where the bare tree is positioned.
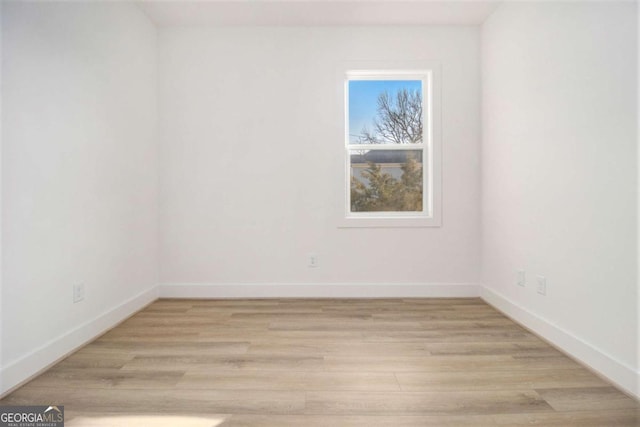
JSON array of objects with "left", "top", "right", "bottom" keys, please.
[{"left": 358, "top": 89, "right": 423, "bottom": 144}]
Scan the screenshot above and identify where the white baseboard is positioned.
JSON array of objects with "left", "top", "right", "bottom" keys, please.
[
  {"left": 0, "top": 286, "right": 159, "bottom": 397},
  {"left": 481, "top": 286, "right": 639, "bottom": 399},
  {"left": 159, "top": 282, "right": 481, "bottom": 299}
]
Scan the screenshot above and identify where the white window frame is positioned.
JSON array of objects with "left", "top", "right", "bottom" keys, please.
[{"left": 339, "top": 64, "right": 442, "bottom": 228}]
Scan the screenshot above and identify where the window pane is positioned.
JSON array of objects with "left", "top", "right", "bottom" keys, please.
[
  {"left": 348, "top": 80, "right": 423, "bottom": 145},
  {"left": 350, "top": 150, "right": 423, "bottom": 212}
]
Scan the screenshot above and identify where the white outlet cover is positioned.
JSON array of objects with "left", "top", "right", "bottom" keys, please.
[
  {"left": 517, "top": 270, "right": 526, "bottom": 287},
  {"left": 308, "top": 254, "right": 318, "bottom": 268},
  {"left": 73, "top": 283, "right": 85, "bottom": 303},
  {"left": 536, "top": 275, "right": 546, "bottom": 295}
]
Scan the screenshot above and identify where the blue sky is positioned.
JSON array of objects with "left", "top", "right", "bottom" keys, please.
[{"left": 348, "top": 80, "right": 421, "bottom": 144}]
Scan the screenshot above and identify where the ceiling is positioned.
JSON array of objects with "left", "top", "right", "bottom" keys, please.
[{"left": 137, "top": 1, "right": 501, "bottom": 27}]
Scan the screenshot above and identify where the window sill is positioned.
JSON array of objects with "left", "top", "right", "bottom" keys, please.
[{"left": 338, "top": 216, "right": 441, "bottom": 228}]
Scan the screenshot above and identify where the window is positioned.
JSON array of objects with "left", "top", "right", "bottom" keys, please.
[{"left": 342, "top": 68, "right": 441, "bottom": 227}]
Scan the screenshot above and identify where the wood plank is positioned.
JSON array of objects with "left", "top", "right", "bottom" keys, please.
[
  {"left": 175, "top": 371, "right": 401, "bottom": 391},
  {"left": 304, "top": 390, "right": 553, "bottom": 415},
  {"left": 363, "top": 329, "right": 542, "bottom": 343},
  {"left": 536, "top": 386, "right": 640, "bottom": 411},
  {"left": 2, "top": 388, "right": 305, "bottom": 414},
  {"left": 268, "top": 320, "right": 425, "bottom": 332},
  {"left": 421, "top": 340, "right": 558, "bottom": 357},
  {"left": 121, "top": 354, "right": 325, "bottom": 371},
  {"left": 246, "top": 341, "right": 431, "bottom": 357},
  {"left": 20, "top": 368, "right": 185, "bottom": 390},
  {"left": 395, "top": 369, "right": 609, "bottom": 391},
  {"left": 322, "top": 355, "right": 582, "bottom": 372},
  {"left": 80, "top": 341, "right": 250, "bottom": 356}
]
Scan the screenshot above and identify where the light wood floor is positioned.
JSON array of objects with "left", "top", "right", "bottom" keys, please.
[{"left": 2, "top": 298, "right": 639, "bottom": 426}]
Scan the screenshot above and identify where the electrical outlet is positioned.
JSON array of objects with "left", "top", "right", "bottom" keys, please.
[
  {"left": 308, "top": 254, "right": 318, "bottom": 268},
  {"left": 73, "top": 283, "right": 85, "bottom": 303},
  {"left": 517, "top": 270, "right": 526, "bottom": 287},
  {"left": 536, "top": 275, "right": 546, "bottom": 295}
]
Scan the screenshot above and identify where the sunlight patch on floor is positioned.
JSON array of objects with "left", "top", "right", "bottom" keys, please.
[{"left": 66, "top": 414, "right": 228, "bottom": 426}]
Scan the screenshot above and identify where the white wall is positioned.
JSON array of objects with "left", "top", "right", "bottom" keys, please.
[
  {"left": 637, "top": 0, "right": 640, "bottom": 397},
  {"left": 1, "top": 2, "right": 158, "bottom": 394},
  {"left": 482, "top": 2, "right": 638, "bottom": 395},
  {"left": 0, "top": 1, "right": 3, "bottom": 393},
  {"left": 158, "top": 27, "right": 481, "bottom": 288}
]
